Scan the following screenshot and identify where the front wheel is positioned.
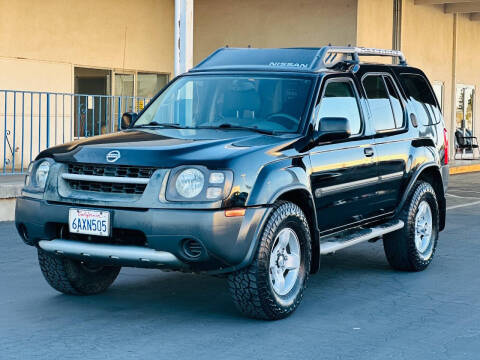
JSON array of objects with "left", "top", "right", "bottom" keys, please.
[
  {"left": 383, "top": 181, "right": 440, "bottom": 271},
  {"left": 38, "top": 249, "right": 121, "bottom": 295},
  {"left": 228, "top": 201, "right": 311, "bottom": 320}
]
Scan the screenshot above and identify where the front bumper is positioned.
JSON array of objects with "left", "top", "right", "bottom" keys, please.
[{"left": 15, "top": 197, "right": 269, "bottom": 273}]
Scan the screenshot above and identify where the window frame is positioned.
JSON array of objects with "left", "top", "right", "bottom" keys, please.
[
  {"left": 313, "top": 76, "right": 366, "bottom": 138},
  {"left": 361, "top": 72, "right": 407, "bottom": 134}
]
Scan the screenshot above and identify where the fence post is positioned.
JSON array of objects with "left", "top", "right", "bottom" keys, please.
[{"left": 46, "top": 93, "right": 50, "bottom": 148}]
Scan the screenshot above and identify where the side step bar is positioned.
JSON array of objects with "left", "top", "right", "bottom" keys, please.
[
  {"left": 38, "top": 239, "right": 186, "bottom": 268},
  {"left": 320, "top": 220, "right": 404, "bottom": 255}
]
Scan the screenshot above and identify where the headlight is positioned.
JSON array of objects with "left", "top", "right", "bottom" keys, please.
[
  {"left": 165, "top": 166, "right": 233, "bottom": 202},
  {"left": 175, "top": 168, "right": 205, "bottom": 198},
  {"left": 26, "top": 160, "right": 52, "bottom": 191}
]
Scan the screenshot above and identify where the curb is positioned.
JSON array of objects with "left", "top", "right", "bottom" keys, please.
[{"left": 450, "top": 164, "right": 480, "bottom": 175}]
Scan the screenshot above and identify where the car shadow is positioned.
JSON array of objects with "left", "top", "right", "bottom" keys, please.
[{"left": 37, "top": 243, "right": 408, "bottom": 321}]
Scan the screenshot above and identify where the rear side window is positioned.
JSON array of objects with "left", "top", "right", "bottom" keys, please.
[
  {"left": 399, "top": 74, "right": 441, "bottom": 125},
  {"left": 362, "top": 75, "right": 404, "bottom": 131},
  {"left": 315, "top": 80, "right": 362, "bottom": 135}
]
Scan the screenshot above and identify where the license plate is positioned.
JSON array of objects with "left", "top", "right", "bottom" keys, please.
[{"left": 69, "top": 209, "right": 110, "bottom": 237}]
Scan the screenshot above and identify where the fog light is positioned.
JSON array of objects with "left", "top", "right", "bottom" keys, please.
[{"left": 206, "top": 187, "right": 222, "bottom": 199}]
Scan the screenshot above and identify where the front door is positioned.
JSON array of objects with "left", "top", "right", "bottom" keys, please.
[{"left": 309, "top": 76, "right": 379, "bottom": 232}]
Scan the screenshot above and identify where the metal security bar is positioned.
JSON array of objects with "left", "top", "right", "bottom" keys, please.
[{"left": 1, "top": 90, "right": 151, "bottom": 175}]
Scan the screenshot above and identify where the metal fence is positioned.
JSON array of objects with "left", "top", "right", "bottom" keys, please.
[{"left": 1, "top": 90, "right": 151, "bottom": 175}]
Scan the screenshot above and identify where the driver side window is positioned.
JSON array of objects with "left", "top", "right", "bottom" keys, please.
[{"left": 314, "top": 79, "right": 362, "bottom": 135}]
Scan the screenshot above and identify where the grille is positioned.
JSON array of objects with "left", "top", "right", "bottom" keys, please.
[
  {"left": 67, "top": 179, "right": 146, "bottom": 194},
  {"left": 68, "top": 163, "right": 155, "bottom": 178},
  {"left": 65, "top": 163, "right": 155, "bottom": 195}
]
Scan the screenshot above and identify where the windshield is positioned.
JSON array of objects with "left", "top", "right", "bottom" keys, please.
[{"left": 133, "top": 75, "right": 313, "bottom": 133}]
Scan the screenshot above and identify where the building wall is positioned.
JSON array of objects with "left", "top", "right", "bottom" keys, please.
[
  {"left": 0, "top": 0, "right": 174, "bottom": 93},
  {"left": 193, "top": 0, "right": 358, "bottom": 64},
  {"left": 356, "top": 0, "right": 393, "bottom": 50},
  {"left": 0, "top": 0, "right": 174, "bottom": 171},
  {"left": 401, "top": 0, "right": 455, "bottom": 150}
]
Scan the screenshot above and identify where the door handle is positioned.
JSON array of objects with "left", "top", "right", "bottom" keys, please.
[{"left": 364, "top": 147, "right": 374, "bottom": 157}]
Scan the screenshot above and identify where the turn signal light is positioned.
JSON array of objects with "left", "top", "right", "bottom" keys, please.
[{"left": 225, "top": 208, "right": 246, "bottom": 217}]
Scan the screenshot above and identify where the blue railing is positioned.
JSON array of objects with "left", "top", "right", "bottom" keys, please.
[{"left": 1, "top": 90, "right": 151, "bottom": 175}]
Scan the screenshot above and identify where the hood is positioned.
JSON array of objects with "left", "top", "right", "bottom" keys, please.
[{"left": 38, "top": 128, "right": 301, "bottom": 168}]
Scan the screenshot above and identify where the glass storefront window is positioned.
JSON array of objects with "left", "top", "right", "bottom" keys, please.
[
  {"left": 456, "top": 85, "right": 475, "bottom": 136},
  {"left": 115, "top": 74, "right": 134, "bottom": 98},
  {"left": 137, "top": 73, "right": 169, "bottom": 98}
]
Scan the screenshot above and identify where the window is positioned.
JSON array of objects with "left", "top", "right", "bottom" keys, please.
[
  {"left": 315, "top": 80, "right": 362, "bottom": 135},
  {"left": 399, "top": 74, "right": 441, "bottom": 125},
  {"left": 456, "top": 85, "right": 475, "bottom": 136},
  {"left": 384, "top": 77, "right": 404, "bottom": 127},
  {"left": 362, "top": 75, "right": 398, "bottom": 131},
  {"left": 134, "top": 75, "right": 313, "bottom": 133},
  {"left": 115, "top": 74, "right": 134, "bottom": 98},
  {"left": 137, "top": 73, "right": 169, "bottom": 99}
]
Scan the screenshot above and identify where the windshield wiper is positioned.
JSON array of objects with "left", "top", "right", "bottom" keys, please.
[
  {"left": 198, "top": 123, "right": 276, "bottom": 135},
  {"left": 134, "top": 121, "right": 187, "bottom": 129}
]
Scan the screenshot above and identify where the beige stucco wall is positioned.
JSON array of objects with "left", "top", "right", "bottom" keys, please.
[
  {"left": 356, "top": 0, "right": 393, "bottom": 50},
  {"left": 401, "top": 0, "right": 455, "bottom": 149},
  {"left": 193, "top": 0, "right": 358, "bottom": 64},
  {"left": 0, "top": 0, "right": 174, "bottom": 92},
  {"left": 0, "top": 0, "right": 174, "bottom": 170}
]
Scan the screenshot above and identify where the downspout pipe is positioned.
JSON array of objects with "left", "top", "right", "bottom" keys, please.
[{"left": 174, "top": 0, "right": 194, "bottom": 76}]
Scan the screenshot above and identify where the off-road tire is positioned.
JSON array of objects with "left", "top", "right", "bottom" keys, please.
[
  {"left": 383, "top": 181, "right": 439, "bottom": 271},
  {"left": 38, "top": 248, "right": 121, "bottom": 295},
  {"left": 228, "top": 201, "right": 311, "bottom": 320}
]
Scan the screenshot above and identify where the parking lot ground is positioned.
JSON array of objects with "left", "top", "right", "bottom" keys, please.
[{"left": 1, "top": 172, "right": 480, "bottom": 360}]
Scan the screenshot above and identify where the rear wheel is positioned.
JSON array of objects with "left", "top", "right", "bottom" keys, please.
[
  {"left": 383, "top": 181, "right": 439, "bottom": 271},
  {"left": 228, "top": 201, "right": 311, "bottom": 320},
  {"left": 38, "top": 249, "right": 121, "bottom": 295}
]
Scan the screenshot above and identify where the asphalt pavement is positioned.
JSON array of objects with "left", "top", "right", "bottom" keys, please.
[{"left": 1, "top": 173, "right": 480, "bottom": 360}]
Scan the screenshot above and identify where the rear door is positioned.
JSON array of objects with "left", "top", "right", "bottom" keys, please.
[
  {"left": 309, "top": 75, "right": 380, "bottom": 232},
  {"left": 358, "top": 71, "right": 409, "bottom": 213}
]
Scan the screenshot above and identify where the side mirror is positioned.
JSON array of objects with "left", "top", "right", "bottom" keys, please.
[
  {"left": 313, "top": 117, "right": 351, "bottom": 143},
  {"left": 120, "top": 112, "right": 138, "bottom": 130}
]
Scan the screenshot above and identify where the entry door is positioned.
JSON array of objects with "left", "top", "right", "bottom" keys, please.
[{"left": 309, "top": 77, "right": 379, "bottom": 232}]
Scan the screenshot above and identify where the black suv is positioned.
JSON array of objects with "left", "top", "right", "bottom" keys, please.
[{"left": 15, "top": 47, "right": 449, "bottom": 320}]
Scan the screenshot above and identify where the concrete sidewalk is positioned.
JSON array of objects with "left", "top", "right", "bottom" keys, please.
[{"left": 0, "top": 175, "right": 24, "bottom": 221}]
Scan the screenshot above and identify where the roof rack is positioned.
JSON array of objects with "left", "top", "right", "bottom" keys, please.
[{"left": 314, "top": 46, "right": 407, "bottom": 69}]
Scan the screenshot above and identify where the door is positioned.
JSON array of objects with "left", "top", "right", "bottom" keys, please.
[
  {"left": 309, "top": 76, "right": 379, "bottom": 232},
  {"left": 359, "top": 72, "right": 409, "bottom": 213},
  {"left": 74, "top": 67, "right": 111, "bottom": 137}
]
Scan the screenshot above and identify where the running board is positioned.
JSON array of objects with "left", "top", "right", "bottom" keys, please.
[{"left": 320, "top": 220, "right": 404, "bottom": 255}]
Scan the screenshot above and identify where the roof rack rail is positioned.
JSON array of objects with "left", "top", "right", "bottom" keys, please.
[{"left": 314, "top": 46, "right": 407, "bottom": 70}]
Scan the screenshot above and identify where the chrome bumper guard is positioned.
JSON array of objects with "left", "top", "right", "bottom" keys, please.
[{"left": 38, "top": 239, "right": 186, "bottom": 268}]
